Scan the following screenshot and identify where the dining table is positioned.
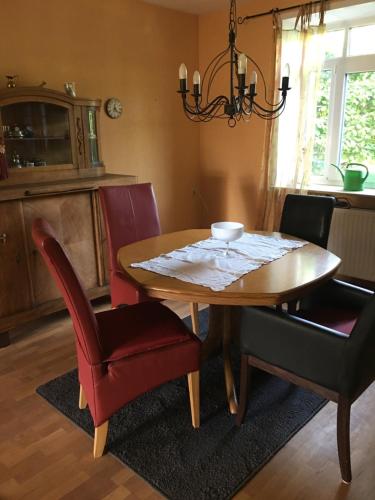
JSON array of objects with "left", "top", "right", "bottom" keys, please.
[{"left": 118, "top": 229, "right": 341, "bottom": 414}]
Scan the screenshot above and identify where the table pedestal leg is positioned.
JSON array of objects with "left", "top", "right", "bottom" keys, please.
[
  {"left": 200, "top": 305, "right": 224, "bottom": 362},
  {"left": 201, "top": 305, "right": 238, "bottom": 414}
]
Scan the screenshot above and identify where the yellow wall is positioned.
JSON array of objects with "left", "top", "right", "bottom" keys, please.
[
  {"left": 198, "top": 0, "right": 300, "bottom": 229},
  {"left": 0, "top": 0, "right": 200, "bottom": 232},
  {"left": 1, "top": 0, "right": 307, "bottom": 232}
]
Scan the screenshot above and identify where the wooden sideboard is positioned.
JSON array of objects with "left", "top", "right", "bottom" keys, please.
[
  {"left": 0, "top": 87, "right": 136, "bottom": 346},
  {"left": 0, "top": 174, "right": 136, "bottom": 346}
]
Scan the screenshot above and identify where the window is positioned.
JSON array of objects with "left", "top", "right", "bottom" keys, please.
[{"left": 311, "top": 17, "right": 375, "bottom": 189}]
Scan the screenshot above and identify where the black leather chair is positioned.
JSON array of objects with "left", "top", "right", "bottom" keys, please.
[
  {"left": 279, "top": 194, "right": 336, "bottom": 248},
  {"left": 236, "top": 279, "right": 374, "bottom": 483},
  {"left": 278, "top": 194, "right": 336, "bottom": 313}
]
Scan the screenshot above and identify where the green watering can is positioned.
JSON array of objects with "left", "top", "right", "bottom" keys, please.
[{"left": 331, "top": 162, "right": 369, "bottom": 191}]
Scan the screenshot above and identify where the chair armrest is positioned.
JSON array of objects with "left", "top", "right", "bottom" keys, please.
[
  {"left": 240, "top": 306, "right": 349, "bottom": 392},
  {"left": 300, "top": 279, "right": 373, "bottom": 311}
]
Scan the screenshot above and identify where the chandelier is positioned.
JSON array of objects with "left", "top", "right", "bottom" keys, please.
[{"left": 177, "top": 0, "right": 290, "bottom": 127}]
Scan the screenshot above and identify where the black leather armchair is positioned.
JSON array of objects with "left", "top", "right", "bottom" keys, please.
[
  {"left": 236, "top": 280, "right": 374, "bottom": 483},
  {"left": 279, "top": 194, "right": 336, "bottom": 248},
  {"left": 278, "top": 194, "right": 336, "bottom": 313}
]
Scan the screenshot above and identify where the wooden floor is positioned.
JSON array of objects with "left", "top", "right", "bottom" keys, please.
[{"left": 1, "top": 299, "right": 374, "bottom": 500}]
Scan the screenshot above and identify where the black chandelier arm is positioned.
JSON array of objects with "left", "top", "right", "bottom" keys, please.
[
  {"left": 245, "top": 94, "right": 287, "bottom": 115},
  {"left": 253, "top": 108, "right": 285, "bottom": 120},
  {"left": 206, "top": 60, "right": 232, "bottom": 102},
  {"left": 203, "top": 49, "right": 231, "bottom": 105},
  {"left": 183, "top": 102, "right": 229, "bottom": 123},
  {"left": 182, "top": 94, "right": 230, "bottom": 117},
  {"left": 252, "top": 100, "right": 286, "bottom": 120},
  {"left": 235, "top": 96, "right": 253, "bottom": 116},
  {"left": 251, "top": 97, "right": 286, "bottom": 115},
  {"left": 183, "top": 96, "right": 228, "bottom": 115},
  {"left": 196, "top": 96, "right": 230, "bottom": 117},
  {"left": 197, "top": 105, "right": 230, "bottom": 122},
  {"left": 202, "top": 47, "right": 229, "bottom": 87},
  {"left": 235, "top": 47, "right": 282, "bottom": 108},
  {"left": 235, "top": 93, "right": 286, "bottom": 119}
]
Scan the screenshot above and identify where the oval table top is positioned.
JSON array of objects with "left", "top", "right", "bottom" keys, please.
[{"left": 118, "top": 229, "right": 341, "bottom": 306}]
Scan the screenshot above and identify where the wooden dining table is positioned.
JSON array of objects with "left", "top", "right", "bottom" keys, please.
[{"left": 118, "top": 229, "right": 341, "bottom": 414}]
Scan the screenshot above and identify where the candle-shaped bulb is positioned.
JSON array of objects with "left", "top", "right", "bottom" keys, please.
[
  {"left": 238, "top": 53, "right": 247, "bottom": 75},
  {"left": 193, "top": 70, "right": 201, "bottom": 96},
  {"left": 179, "top": 63, "right": 187, "bottom": 80},
  {"left": 250, "top": 71, "right": 257, "bottom": 85},
  {"left": 284, "top": 63, "right": 290, "bottom": 78}
]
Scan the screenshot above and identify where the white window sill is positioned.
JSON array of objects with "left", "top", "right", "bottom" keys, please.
[{"left": 308, "top": 184, "right": 375, "bottom": 198}]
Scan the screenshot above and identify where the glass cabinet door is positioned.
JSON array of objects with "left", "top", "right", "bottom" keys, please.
[
  {"left": 1, "top": 102, "right": 73, "bottom": 169},
  {"left": 86, "top": 107, "right": 100, "bottom": 167}
]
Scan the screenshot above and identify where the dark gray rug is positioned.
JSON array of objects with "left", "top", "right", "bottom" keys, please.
[{"left": 36, "top": 309, "right": 326, "bottom": 499}]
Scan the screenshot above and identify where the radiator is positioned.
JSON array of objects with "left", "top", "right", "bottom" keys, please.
[{"left": 327, "top": 208, "right": 375, "bottom": 282}]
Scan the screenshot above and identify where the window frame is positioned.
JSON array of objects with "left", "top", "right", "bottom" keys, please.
[{"left": 311, "top": 16, "right": 375, "bottom": 187}]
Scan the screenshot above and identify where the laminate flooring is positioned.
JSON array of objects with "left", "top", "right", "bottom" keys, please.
[{"left": 0, "top": 299, "right": 374, "bottom": 500}]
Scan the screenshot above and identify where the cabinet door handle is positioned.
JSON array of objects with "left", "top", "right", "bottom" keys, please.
[{"left": 0, "top": 233, "right": 7, "bottom": 244}]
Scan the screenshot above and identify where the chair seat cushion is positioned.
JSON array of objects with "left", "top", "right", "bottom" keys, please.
[
  {"left": 96, "top": 302, "right": 199, "bottom": 362},
  {"left": 297, "top": 306, "right": 358, "bottom": 335}
]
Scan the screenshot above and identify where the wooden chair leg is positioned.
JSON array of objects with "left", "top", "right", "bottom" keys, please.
[
  {"left": 337, "top": 396, "right": 352, "bottom": 484},
  {"left": 287, "top": 300, "right": 298, "bottom": 314},
  {"left": 93, "top": 421, "right": 109, "bottom": 458},
  {"left": 78, "top": 384, "right": 87, "bottom": 409},
  {"left": 190, "top": 302, "right": 200, "bottom": 337},
  {"left": 236, "top": 354, "right": 251, "bottom": 426},
  {"left": 187, "top": 370, "right": 200, "bottom": 428},
  {"left": 223, "top": 306, "right": 238, "bottom": 414}
]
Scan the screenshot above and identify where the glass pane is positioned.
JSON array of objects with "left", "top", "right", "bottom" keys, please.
[
  {"left": 325, "top": 30, "right": 345, "bottom": 59},
  {"left": 1, "top": 102, "right": 72, "bottom": 168},
  {"left": 87, "top": 108, "right": 99, "bottom": 166},
  {"left": 312, "top": 70, "right": 332, "bottom": 175},
  {"left": 348, "top": 25, "right": 375, "bottom": 56},
  {"left": 340, "top": 71, "right": 375, "bottom": 188}
]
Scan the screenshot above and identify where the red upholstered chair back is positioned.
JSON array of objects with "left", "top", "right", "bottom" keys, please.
[
  {"left": 99, "top": 183, "right": 161, "bottom": 274},
  {"left": 32, "top": 218, "right": 102, "bottom": 365}
]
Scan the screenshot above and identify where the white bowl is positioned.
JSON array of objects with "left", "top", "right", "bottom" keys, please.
[{"left": 211, "top": 221, "right": 244, "bottom": 243}]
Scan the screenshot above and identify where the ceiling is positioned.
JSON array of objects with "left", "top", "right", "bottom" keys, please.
[
  {"left": 143, "top": 0, "right": 375, "bottom": 18},
  {"left": 142, "top": 0, "right": 228, "bottom": 15}
]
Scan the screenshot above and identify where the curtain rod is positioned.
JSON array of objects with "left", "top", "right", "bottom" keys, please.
[{"left": 238, "top": 0, "right": 325, "bottom": 24}]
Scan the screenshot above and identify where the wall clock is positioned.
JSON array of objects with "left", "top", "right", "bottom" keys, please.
[{"left": 105, "top": 98, "right": 123, "bottom": 119}]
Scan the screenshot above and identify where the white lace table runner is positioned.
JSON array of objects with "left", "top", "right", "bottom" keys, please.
[{"left": 131, "top": 233, "right": 307, "bottom": 292}]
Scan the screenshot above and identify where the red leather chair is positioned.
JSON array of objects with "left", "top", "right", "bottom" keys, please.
[
  {"left": 99, "top": 183, "right": 202, "bottom": 337},
  {"left": 32, "top": 218, "right": 201, "bottom": 458},
  {"left": 99, "top": 183, "right": 161, "bottom": 308}
]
